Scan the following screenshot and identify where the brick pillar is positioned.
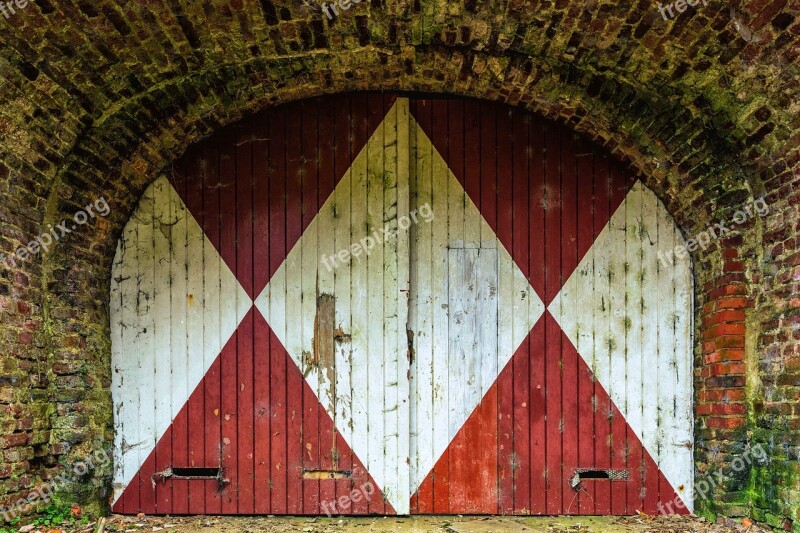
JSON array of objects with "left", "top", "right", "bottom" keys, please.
[
  {"left": 694, "top": 240, "right": 753, "bottom": 518},
  {"left": 698, "top": 246, "right": 750, "bottom": 430}
]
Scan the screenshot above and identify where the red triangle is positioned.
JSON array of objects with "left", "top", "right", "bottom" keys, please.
[
  {"left": 412, "top": 313, "right": 689, "bottom": 515},
  {"left": 170, "top": 94, "right": 399, "bottom": 300},
  {"left": 113, "top": 309, "right": 395, "bottom": 515},
  {"left": 410, "top": 99, "right": 636, "bottom": 305}
]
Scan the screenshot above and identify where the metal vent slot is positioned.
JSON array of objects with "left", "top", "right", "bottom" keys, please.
[
  {"left": 570, "top": 469, "right": 630, "bottom": 489},
  {"left": 171, "top": 467, "right": 221, "bottom": 479},
  {"left": 302, "top": 470, "right": 352, "bottom": 480}
]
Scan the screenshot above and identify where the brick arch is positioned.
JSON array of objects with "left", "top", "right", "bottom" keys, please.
[
  {"left": 45, "top": 49, "right": 756, "bottom": 256},
  {"left": 44, "top": 83, "right": 747, "bottom": 513}
]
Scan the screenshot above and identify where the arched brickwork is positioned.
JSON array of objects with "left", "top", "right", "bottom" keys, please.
[{"left": 0, "top": 0, "right": 797, "bottom": 527}]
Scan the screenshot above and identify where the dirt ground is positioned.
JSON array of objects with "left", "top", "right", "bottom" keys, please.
[{"left": 48, "top": 514, "right": 767, "bottom": 533}]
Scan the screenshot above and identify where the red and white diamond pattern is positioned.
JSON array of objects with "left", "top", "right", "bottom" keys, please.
[
  {"left": 110, "top": 97, "right": 693, "bottom": 515},
  {"left": 111, "top": 176, "right": 252, "bottom": 503},
  {"left": 549, "top": 180, "right": 694, "bottom": 508},
  {"left": 254, "top": 101, "right": 546, "bottom": 512}
]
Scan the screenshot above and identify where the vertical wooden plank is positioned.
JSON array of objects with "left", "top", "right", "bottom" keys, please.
[
  {"left": 218, "top": 127, "right": 239, "bottom": 515},
  {"left": 446, "top": 246, "right": 499, "bottom": 513},
  {"left": 137, "top": 179, "right": 156, "bottom": 514},
  {"left": 443, "top": 100, "right": 463, "bottom": 515},
  {"left": 476, "top": 247, "right": 500, "bottom": 514},
  {"left": 656, "top": 181, "right": 694, "bottom": 511},
  {"left": 606, "top": 160, "right": 628, "bottom": 516},
  {"left": 640, "top": 180, "right": 661, "bottom": 514},
  {"left": 655, "top": 192, "right": 670, "bottom": 513},
  {"left": 378, "top": 96, "right": 405, "bottom": 514},
  {"left": 269, "top": 106, "right": 288, "bottom": 515},
  {"left": 406, "top": 101, "right": 420, "bottom": 513},
  {"left": 128, "top": 229, "right": 143, "bottom": 516},
  {"left": 448, "top": 98, "right": 480, "bottom": 514},
  {"left": 569, "top": 137, "right": 587, "bottom": 514},
  {"left": 177, "top": 150, "right": 202, "bottom": 515},
  {"left": 560, "top": 130, "right": 579, "bottom": 514},
  {"left": 495, "top": 105, "right": 514, "bottom": 516},
  {"left": 152, "top": 177, "right": 173, "bottom": 514},
  {"left": 166, "top": 162, "right": 191, "bottom": 516},
  {"left": 440, "top": 101, "right": 466, "bottom": 512},
  {"left": 407, "top": 100, "right": 421, "bottom": 513},
  {"left": 110, "top": 236, "right": 129, "bottom": 512},
  {"left": 236, "top": 125, "right": 255, "bottom": 515},
  {"left": 672, "top": 195, "right": 695, "bottom": 512},
  {"left": 575, "top": 138, "right": 596, "bottom": 514},
  {"left": 544, "top": 122, "right": 563, "bottom": 514},
  {"left": 332, "top": 96, "right": 355, "bottom": 513},
  {"left": 430, "top": 101, "right": 451, "bottom": 515},
  {"left": 366, "top": 93, "right": 384, "bottom": 514},
  {"left": 528, "top": 115, "right": 547, "bottom": 516},
  {"left": 299, "top": 100, "right": 321, "bottom": 515},
  {"left": 197, "top": 142, "right": 219, "bottom": 516},
  {"left": 511, "top": 109, "right": 531, "bottom": 515},
  {"left": 121, "top": 190, "right": 142, "bottom": 515},
  {"left": 479, "top": 101, "right": 498, "bottom": 245},
  {"left": 284, "top": 105, "right": 305, "bottom": 516},
  {"left": 315, "top": 96, "right": 337, "bottom": 515},
  {"left": 444, "top": 101, "right": 468, "bottom": 258},
  {"left": 440, "top": 100, "right": 466, "bottom": 512},
  {"left": 463, "top": 100, "right": 482, "bottom": 273},
  {"left": 592, "top": 152, "right": 612, "bottom": 516},
  {"left": 253, "top": 116, "right": 272, "bottom": 515},
  {"left": 395, "top": 96, "right": 412, "bottom": 516},
  {"left": 345, "top": 94, "right": 370, "bottom": 515},
  {"left": 620, "top": 164, "right": 644, "bottom": 515},
  {"left": 110, "top": 240, "right": 126, "bottom": 512},
  {"left": 306, "top": 99, "right": 325, "bottom": 514},
  {"left": 446, "top": 100, "right": 465, "bottom": 251},
  {"left": 364, "top": 95, "right": 386, "bottom": 515},
  {"left": 410, "top": 99, "right": 435, "bottom": 514},
  {"left": 445, "top": 240, "right": 471, "bottom": 515}
]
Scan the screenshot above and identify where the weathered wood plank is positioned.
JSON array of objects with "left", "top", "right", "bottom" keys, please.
[
  {"left": 395, "top": 96, "right": 412, "bottom": 517},
  {"left": 592, "top": 152, "right": 612, "bottom": 516},
  {"left": 152, "top": 173, "right": 174, "bottom": 514},
  {"left": 528, "top": 116, "right": 547, "bottom": 517},
  {"left": 575, "top": 136, "right": 595, "bottom": 515},
  {"left": 544, "top": 122, "right": 563, "bottom": 514},
  {"left": 299, "top": 100, "right": 321, "bottom": 515},
  {"left": 510, "top": 109, "right": 531, "bottom": 515},
  {"left": 284, "top": 106, "right": 306, "bottom": 515},
  {"left": 252, "top": 116, "right": 272, "bottom": 515},
  {"left": 561, "top": 121, "right": 579, "bottom": 515},
  {"left": 331, "top": 96, "right": 354, "bottom": 511},
  {"left": 364, "top": 94, "right": 386, "bottom": 515},
  {"left": 268, "top": 106, "right": 289, "bottom": 515},
  {"left": 409, "top": 99, "right": 435, "bottom": 514},
  {"left": 137, "top": 178, "right": 157, "bottom": 515}
]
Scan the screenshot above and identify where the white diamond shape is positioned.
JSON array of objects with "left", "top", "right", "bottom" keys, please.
[
  {"left": 255, "top": 102, "right": 544, "bottom": 512},
  {"left": 548, "top": 180, "right": 694, "bottom": 509},
  {"left": 407, "top": 123, "right": 545, "bottom": 497},
  {"left": 111, "top": 176, "right": 253, "bottom": 504}
]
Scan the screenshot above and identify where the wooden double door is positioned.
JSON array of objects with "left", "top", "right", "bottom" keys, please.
[{"left": 111, "top": 95, "right": 693, "bottom": 516}]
